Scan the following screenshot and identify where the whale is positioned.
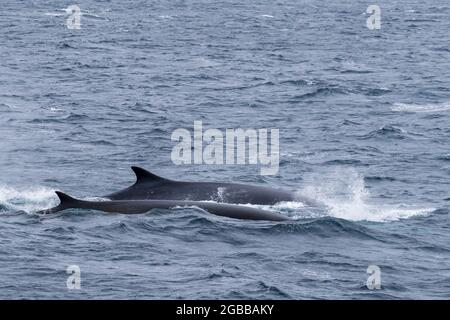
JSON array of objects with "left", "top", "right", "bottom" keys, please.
[
  {"left": 105, "top": 166, "right": 312, "bottom": 205},
  {"left": 38, "top": 191, "right": 290, "bottom": 221}
]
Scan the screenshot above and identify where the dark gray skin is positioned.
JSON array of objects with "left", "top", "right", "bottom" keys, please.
[
  {"left": 105, "top": 167, "right": 311, "bottom": 205},
  {"left": 39, "top": 191, "right": 290, "bottom": 222}
]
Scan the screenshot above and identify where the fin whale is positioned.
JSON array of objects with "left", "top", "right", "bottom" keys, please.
[
  {"left": 105, "top": 166, "right": 311, "bottom": 205},
  {"left": 38, "top": 191, "right": 290, "bottom": 222}
]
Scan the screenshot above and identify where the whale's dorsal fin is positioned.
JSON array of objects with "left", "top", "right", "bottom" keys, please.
[
  {"left": 37, "top": 191, "right": 80, "bottom": 214},
  {"left": 131, "top": 166, "right": 170, "bottom": 185},
  {"left": 55, "top": 191, "right": 78, "bottom": 206}
]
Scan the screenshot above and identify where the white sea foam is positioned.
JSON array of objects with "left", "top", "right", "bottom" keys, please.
[
  {"left": 392, "top": 102, "right": 450, "bottom": 113},
  {"left": 271, "top": 201, "right": 305, "bottom": 210},
  {"left": 0, "top": 185, "right": 57, "bottom": 213}
]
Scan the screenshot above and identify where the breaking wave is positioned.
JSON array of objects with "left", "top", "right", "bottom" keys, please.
[{"left": 392, "top": 102, "right": 450, "bottom": 113}]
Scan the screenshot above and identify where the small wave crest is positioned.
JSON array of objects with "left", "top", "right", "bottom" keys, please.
[{"left": 392, "top": 102, "right": 450, "bottom": 113}]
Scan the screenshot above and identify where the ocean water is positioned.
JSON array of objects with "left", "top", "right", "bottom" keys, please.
[{"left": 1, "top": 0, "right": 449, "bottom": 299}]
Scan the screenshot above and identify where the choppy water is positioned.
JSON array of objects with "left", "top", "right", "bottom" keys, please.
[{"left": 1, "top": 0, "right": 449, "bottom": 299}]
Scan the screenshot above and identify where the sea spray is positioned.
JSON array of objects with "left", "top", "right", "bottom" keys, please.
[
  {"left": 297, "top": 168, "right": 433, "bottom": 222},
  {"left": 0, "top": 185, "right": 57, "bottom": 213}
]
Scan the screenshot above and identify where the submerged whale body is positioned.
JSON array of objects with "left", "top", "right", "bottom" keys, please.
[
  {"left": 105, "top": 166, "right": 304, "bottom": 205},
  {"left": 39, "top": 191, "right": 290, "bottom": 222}
]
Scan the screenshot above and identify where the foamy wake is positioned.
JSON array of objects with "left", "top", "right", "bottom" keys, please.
[
  {"left": 297, "top": 168, "right": 434, "bottom": 222},
  {"left": 391, "top": 102, "right": 450, "bottom": 113},
  {"left": 0, "top": 185, "right": 57, "bottom": 214}
]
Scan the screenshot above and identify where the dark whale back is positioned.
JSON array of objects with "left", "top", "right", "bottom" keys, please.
[{"left": 105, "top": 166, "right": 295, "bottom": 205}]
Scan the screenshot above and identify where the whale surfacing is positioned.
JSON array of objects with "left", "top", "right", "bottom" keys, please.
[
  {"left": 39, "top": 191, "right": 290, "bottom": 222},
  {"left": 105, "top": 166, "right": 305, "bottom": 205}
]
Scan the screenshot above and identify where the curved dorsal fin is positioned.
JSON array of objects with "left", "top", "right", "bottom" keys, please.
[
  {"left": 37, "top": 191, "right": 80, "bottom": 214},
  {"left": 55, "top": 191, "right": 78, "bottom": 204},
  {"left": 131, "top": 166, "right": 169, "bottom": 184}
]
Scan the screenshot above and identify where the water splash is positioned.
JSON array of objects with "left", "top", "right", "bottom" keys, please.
[
  {"left": 0, "top": 185, "right": 57, "bottom": 213},
  {"left": 298, "top": 168, "right": 434, "bottom": 222}
]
